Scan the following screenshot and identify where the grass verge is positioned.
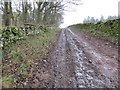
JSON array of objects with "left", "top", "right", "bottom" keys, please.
[{"left": 2, "top": 27, "right": 59, "bottom": 88}]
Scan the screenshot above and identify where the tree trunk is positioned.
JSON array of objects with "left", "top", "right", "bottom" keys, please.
[
  {"left": 9, "top": 1, "right": 14, "bottom": 26},
  {"left": 3, "top": 1, "right": 10, "bottom": 26}
]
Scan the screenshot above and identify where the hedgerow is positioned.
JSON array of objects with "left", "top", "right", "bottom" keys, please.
[{"left": 70, "top": 19, "right": 119, "bottom": 43}]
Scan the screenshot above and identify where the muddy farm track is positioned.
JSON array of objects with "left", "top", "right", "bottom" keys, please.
[{"left": 24, "top": 28, "right": 118, "bottom": 88}]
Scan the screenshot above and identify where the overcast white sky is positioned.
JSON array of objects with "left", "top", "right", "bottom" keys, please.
[{"left": 60, "top": 0, "right": 120, "bottom": 28}]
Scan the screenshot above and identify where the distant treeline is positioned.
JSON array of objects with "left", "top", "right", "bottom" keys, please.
[{"left": 83, "top": 16, "right": 118, "bottom": 23}]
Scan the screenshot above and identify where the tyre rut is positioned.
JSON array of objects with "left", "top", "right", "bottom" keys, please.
[{"left": 26, "top": 28, "right": 118, "bottom": 88}]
